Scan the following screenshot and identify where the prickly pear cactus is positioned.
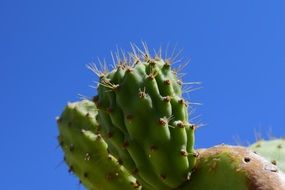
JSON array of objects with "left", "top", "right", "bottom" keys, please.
[
  {"left": 94, "top": 46, "right": 196, "bottom": 189},
  {"left": 57, "top": 100, "right": 141, "bottom": 190},
  {"left": 249, "top": 138, "right": 285, "bottom": 172},
  {"left": 179, "top": 145, "right": 285, "bottom": 190}
]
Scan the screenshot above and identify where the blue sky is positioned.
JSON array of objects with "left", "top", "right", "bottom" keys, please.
[{"left": 1, "top": 0, "right": 285, "bottom": 189}]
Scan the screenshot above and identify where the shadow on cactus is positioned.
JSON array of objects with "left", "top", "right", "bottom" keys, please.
[{"left": 57, "top": 43, "right": 285, "bottom": 190}]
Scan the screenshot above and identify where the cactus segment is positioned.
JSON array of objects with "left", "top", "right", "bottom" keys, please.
[
  {"left": 95, "top": 54, "right": 196, "bottom": 189},
  {"left": 179, "top": 145, "right": 285, "bottom": 190},
  {"left": 249, "top": 138, "right": 285, "bottom": 172},
  {"left": 57, "top": 100, "right": 142, "bottom": 190}
]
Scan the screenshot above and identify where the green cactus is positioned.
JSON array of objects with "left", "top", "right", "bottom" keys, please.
[
  {"left": 94, "top": 46, "right": 196, "bottom": 189},
  {"left": 179, "top": 145, "right": 285, "bottom": 190},
  {"left": 56, "top": 44, "right": 285, "bottom": 190},
  {"left": 249, "top": 138, "right": 285, "bottom": 172},
  {"left": 57, "top": 100, "right": 142, "bottom": 190}
]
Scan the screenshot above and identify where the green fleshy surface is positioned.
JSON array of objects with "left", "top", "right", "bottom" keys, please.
[
  {"left": 180, "top": 146, "right": 248, "bottom": 190},
  {"left": 96, "top": 58, "right": 196, "bottom": 189},
  {"left": 249, "top": 138, "right": 285, "bottom": 172},
  {"left": 57, "top": 100, "right": 143, "bottom": 190},
  {"left": 179, "top": 145, "right": 285, "bottom": 190}
]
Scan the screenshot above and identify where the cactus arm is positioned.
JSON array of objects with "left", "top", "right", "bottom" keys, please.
[{"left": 57, "top": 100, "right": 143, "bottom": 190}]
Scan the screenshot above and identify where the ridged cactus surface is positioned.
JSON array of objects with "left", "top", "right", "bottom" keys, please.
[
  {"left": 57, "top": 100, "right": 141, "bottom": 190},
  {"left": 249, "top": 138, "right": 285, "bottom": 172},
  {"left": 56, "top": 44, "right": 285, "bottom": 190},
  {"left": 94, "top": 50, "right": 196, "bottom": 189},
  {"left": 180, "top": 145, "right": 285, "bottom": 190}
]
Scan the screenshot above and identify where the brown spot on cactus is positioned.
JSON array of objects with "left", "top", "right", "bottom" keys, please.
[
  {"left": 159, "top": 118, "right": 167, "bottom": 126},
  {"left": 83, "top": 172, "right": 89, "bottom": 178},
  {"left": 180, "top": 149, "right": 188, "bottom": 156},
  {"left": 179, "top": 145, "right": 285, "bottom": 190},
  {"left": 164, "top": 79, "right": 171, "bottom": 85},
  {"left": 163, "top": 96, "right": 171, "bottom": 102},
  {"left": 249, "top": 139, "right": 285, "bottom": 172},
  {"left": 69, "top": 144, "right": 75, "bottom": 152}
]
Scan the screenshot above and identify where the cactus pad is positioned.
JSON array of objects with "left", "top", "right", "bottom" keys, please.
[
  {"left": 249, "top": 138, "right": 285, "bottom": 172},
  {"left": 57, "top": 100, "right": 141, "bottom": 190},
  {"left": 180, "top": 145, "right": 285, "bottom": 190},
  {"left": 94, "top": 48, "right": 196, "bottom": 189}
]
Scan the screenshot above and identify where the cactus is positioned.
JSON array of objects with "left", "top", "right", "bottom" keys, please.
[
  {"left": 93, "top": 45, "right": 196, "bottom": 189},
  {"left": 57, "top": 44, "right": 285, "bottom": 190},
  {"left": 179, "top": 145, "right": 285, "bottom": 190},
  {"left": 57, "top": 100, "right": 141, "bottom": 190},
  {"left": 249, "top": 138, "right": 285, "bottom": 172}
]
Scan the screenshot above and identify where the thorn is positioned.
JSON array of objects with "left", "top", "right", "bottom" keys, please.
[
  {"left": 148, "top": 59, "right": 156, "bottom": 66},
  {"left": 189, "top": 124, "right": 196, "bottom": 130},
  {"left": 84, "top": 153, "right": 91, "bottom": 161},
  {"left": 134, "top": 58, "right": 140, "bottom": 65},
  {"left": 177, "top": 80, "right": 182, "bottom": 85},
  {"left": 154, "top": 55, "right": 160, "bottom": 61},
  {"left": 159, "top": 118, "right": 167, "bottom": 126},
  {"left": 163, "top": 96, "right": 171, "bottom": 102},
  {"left": 165, "top": 59, "right": 172, "bottom": 65},
  {"left": 138, "top": 87, "right": 147, "bottom": 99},
  {"left": 69, "top": 144, "right": 75, "bottom": 152},
  {"left": 177, "top": 121, "right": 185, "bottom": 128},
  {"left": 99, "top": 78, "right": 120, "bottom": 91},
  {"left": 192, "top": 151, "right": 199, "bottom": 158},
  {"left": 138, "top": 92, "right": 146, "bottom": 98},
  {"left": 144, "top": 53, "right": 150, "bottom": 62},
  {"left": 126, "top": 67, "right": 133, "bottom": 73},
  {"left": 164, "top": 79, "right": 171, "bottom": 85},
  {"left": 180, "top": 149, "right": 188, "bottom": 156},
  {"left": 178, "top": 99, "right": 185, "bottom": 105},
  {"left": 147, "top": 74, "right": 155, "bottom": 80}
]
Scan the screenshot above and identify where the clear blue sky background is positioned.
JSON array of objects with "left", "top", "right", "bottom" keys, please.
[{"left": 1, "top": 0, "right": 285, "bottom": 189}]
